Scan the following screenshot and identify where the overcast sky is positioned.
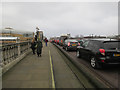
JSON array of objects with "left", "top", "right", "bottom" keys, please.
[{"left": 1, "top": 2, "right": 118, "bottom": 38}]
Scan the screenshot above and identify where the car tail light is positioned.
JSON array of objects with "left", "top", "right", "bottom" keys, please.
[
  {"left": 68, "top": 42, "right": 70, "bottom": 46},
  {"left": 101, "top": 60, "right": 105, "bottom": 62},
  {"left": 78, "top": 43, "right": 80, "bottom": 46},
  {"left": 99, "top": 49, "right": 105, "bottom": 56}
]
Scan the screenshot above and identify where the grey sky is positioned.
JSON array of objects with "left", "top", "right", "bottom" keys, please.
[{"left": 1, "top": 2, "right": 118, "bottom": 38}]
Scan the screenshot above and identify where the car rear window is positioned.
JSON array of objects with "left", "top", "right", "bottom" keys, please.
[
  {"left": 103, "top": 41, "right": 120, "bottom": 49},
  {"left": 70, "top": 42, "right": 78, "bottom": 44},
  {"left": 88, "top": 41, "right": 103, "bottom": 50},
  {"left": 68, "top": 40, "right": 77, "bottom": 42}
]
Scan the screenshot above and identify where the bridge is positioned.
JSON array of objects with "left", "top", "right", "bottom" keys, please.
[
  {"left": 1, "top": 41, "right": 86, "bottom": 88},
  {"left": 0, "top": 41, "right": 119, "bottom": 89}
]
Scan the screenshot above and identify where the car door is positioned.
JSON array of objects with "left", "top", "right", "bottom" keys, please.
[
  {"left": 80, "top": 41, "right": 90, "bottom": 59},
  {"left": 64, "top": 40, "right": 68, "bottom": 48}
]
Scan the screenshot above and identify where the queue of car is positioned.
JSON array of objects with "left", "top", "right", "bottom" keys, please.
[{"left": 51, "top": 37, "right": 120, "bottom": 69}]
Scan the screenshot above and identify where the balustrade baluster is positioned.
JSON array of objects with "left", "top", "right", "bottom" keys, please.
[
  {"left": 11, "top": 45, "right": 14, "bottom": 60},
  {"left": 1, "top": 41, "right": 31, "bottom": 67},
  {"left": 0, "top": 47, "right": 3, "bottom": 67},
  {"left": 4, "top": 47, "right": 8, "bottom": 65},
  {"left": 2, "top": 47, "right": 5, "bottom": 66},
  {"left": 7, "top": 46, "right": 11, "bottom": 63},
  {"left": 9, "top": 46, "right": 13, "bottom": 62}
]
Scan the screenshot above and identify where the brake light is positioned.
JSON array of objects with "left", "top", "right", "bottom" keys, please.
[
  {"left": 99, "top": 49, "right": 105, "bottom": 56},
  {"left": 78, "top": 43, "right": 80, "bottom": 46},
  {"left": 101, "top": 60, "right": 105, "bottom": 62},
  {"left": 68, "top": 42, "right": 70, "bottom": 46}
]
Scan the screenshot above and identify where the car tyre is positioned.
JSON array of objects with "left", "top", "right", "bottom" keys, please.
[
  {"left": 76, "top": 50, "right": 81, "bottom": 58},
  {"left": 90, "top": 57, "right": 102, "bottom": 69}
]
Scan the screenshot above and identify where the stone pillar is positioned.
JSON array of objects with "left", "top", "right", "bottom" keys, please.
[
  {"left": 16, "top": 37, "right": 20, "bottom": 56},
  {"left": 28, "top": 42, "right": 30, "bottom": 50},
  {"left": 18, "top": 44, "right": 20, "bottom": 56},
  {"left": 0, "top": 46, "right": 3, "bottom": 67}
]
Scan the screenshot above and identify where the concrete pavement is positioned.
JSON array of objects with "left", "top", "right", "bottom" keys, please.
[
  {"left": 3, "top": 42, "right": 52, "bottom": 88},
  {"left": 3, "top": 42, "right": 83, "bottom": 88}
]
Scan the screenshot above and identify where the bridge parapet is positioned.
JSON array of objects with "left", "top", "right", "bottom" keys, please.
[{"left": 0, "top": 41, "right": 31, "bottom": 74}]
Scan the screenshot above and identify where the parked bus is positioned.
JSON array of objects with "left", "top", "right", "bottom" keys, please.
[
  {"left": 34, "top": 30, "right": 43, "bottom": 42},
  {"left": 59, "top": 34, "right": 70, "bottom": 46},
  {"left": 0, "top": 37, "right": 20, "bottom": 44}
]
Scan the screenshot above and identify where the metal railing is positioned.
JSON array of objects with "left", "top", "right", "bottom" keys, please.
[{"left": 0, "top": 41, "right": 31, "bottom": 68}]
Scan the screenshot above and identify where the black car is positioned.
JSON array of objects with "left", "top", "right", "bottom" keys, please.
[
  {"left": 76, "top": 38, "right": 120, "bottom": 68},
  {"left": 63, "top": 39, "right": 80, "bottom": 51}
]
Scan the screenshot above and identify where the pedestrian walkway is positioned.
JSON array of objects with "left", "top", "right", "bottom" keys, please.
[
  {"left": 2, "top": 42, "right": 83, "bottom": 88},
  {"left": 3, "top": 42, "right": 52, "bottom": 88}
]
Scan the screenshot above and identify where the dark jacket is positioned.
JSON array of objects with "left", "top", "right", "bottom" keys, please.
[
  {"left": 31, "top": 42, "right": 36, "bottom": 49},
  {"left": 37, "top": 41, "right": 43, "bottom": 54}
]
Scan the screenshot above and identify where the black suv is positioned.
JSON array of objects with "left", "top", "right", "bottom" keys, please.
[{"left": 76, "top": 38, "right": 120, "bottom": 69}]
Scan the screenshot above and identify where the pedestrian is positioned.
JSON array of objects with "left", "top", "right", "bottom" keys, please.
[
  {"left": 37, "top": 40, "right": 43, "bottom": 57},
  {"left": 30, "top": 40, "right": 36, "bottom": 54},
  {"left": 45, "top": 38, "right": 48, "bottom": 46}
]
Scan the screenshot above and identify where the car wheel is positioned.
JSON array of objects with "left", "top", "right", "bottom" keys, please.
[
  {"left": 76, "top": 50, "right": 81, "bottom": 58},
  {"left": 90, "top": 57, "right": 101, "bottom": 69}
]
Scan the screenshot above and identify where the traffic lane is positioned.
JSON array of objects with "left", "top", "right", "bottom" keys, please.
[
  {"left": 58, "top": 45, "right": 119, "bottom": 88},
  {"left": 49, "top": 43, "right": 84, "bottom": 88},
  {"left": 68, "top": 51, "right": 120, "bottom": 88}
]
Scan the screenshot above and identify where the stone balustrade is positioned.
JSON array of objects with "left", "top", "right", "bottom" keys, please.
[{"left": 0, "top": 41, "right": 31, "bottom": 74}]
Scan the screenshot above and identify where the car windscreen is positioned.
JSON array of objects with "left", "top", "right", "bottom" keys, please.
[
  {"left": 66, "top": 40, "right": 77, "bottom": 44},
  {"left": 103, "top": 41, "right": 120, "bottom": 49}
]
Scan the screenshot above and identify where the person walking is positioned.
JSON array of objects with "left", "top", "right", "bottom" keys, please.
[
  {"left": 37, "top": 40, "right": 43, "bottom": 57},
  {"left": 30, "top": 40, "right": 36, "bottom": 54},
  {"left": 45, "top": 38, "right": 48, "bottom": 46}
]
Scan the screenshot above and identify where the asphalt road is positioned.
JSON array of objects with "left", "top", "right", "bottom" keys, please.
[
  {"left": 57, "top": 45, "right": 120, "bottom": 88},
  {"left": 49, "top": 43, "right": 85, "bottom": 88}
]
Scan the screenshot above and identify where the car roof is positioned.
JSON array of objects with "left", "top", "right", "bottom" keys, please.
[
  {"left": 88, "top": 38, "right": 118, "bottom": 42},
  {"left": 65, "top": 39, "right": 78, "bottom": 42}
]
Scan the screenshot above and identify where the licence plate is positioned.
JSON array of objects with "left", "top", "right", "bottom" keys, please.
[
  {"left": 113, "top": 54, "right": 120, "bottom": 56},
  {"left": 72, "top": 44, "right": 76, "bottom": 46}
]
